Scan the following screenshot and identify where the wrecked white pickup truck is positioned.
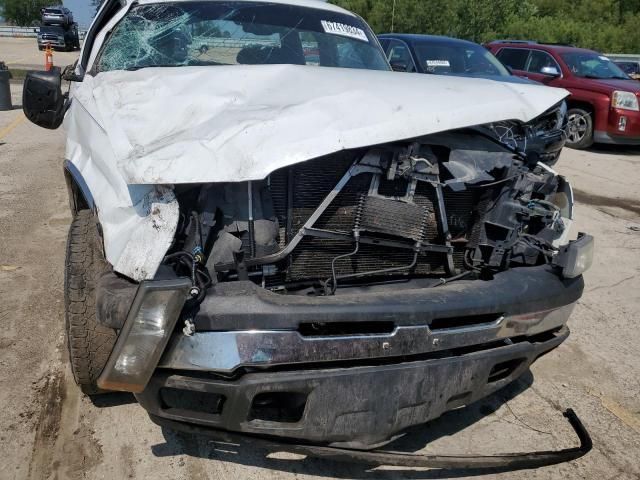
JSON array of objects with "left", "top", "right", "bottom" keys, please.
[{"left": 22, "top": 0, "right": 594, "bottom": 470}]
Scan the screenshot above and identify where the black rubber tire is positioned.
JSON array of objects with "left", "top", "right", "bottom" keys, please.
[
  {"left": 65, "top": 210, "right": 117, "bottom": 395},
  {"left": 566, "top": 108, "right": 594, "bottom": 150}
]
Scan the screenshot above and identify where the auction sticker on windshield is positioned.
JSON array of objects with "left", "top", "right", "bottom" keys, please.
[
  {"left": 426, "top": 60, "right": 451, "bottom": 67},
  {"left": 321, "top": 20, "right": 368, "bottom": 42}
]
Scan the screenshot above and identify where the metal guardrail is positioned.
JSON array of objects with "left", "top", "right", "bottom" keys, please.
[
  {"left": 0, "top": 26, "right": 39, "bottom": 37},
  {"left": 192, "top": 36, "right": 279, "bottom": 49},
  {"left": 606, "top": 53, "right": 640, "bottom": 58},
  {"left": 0, "top": 25, "right": 87, "bottom": 39},
  {"left": 606, "top": 53, "right": 640, "bottom": 63}
]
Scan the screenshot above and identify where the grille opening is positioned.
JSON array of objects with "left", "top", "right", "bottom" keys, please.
[
  {"left": 160, "top": 388, "right": 226, "bottom": 416},
  {"left": 487, "top": 358, "right": 526, "bottom": 383},
  {"left": 249, "top": 392, "right": 307, "bottom": 423},
  {"left": 430, "top": 313, "right": 502, "bottom": 331},
  {"left": 298, "top": 321, "right": 395, "bottom": 337},
  {"left": 485, "top": 222, "right": 512, "bottom": 242}
]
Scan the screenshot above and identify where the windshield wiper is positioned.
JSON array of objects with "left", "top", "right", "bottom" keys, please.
[{"left": 124, "top": 64, "right": 181, "bottom": 71}]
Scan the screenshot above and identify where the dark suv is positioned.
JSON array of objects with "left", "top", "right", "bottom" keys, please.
[
  {"left": 37, "top": 24, "right": 80, "bottom": 51},
  {"left": 379, "top": 34, "right": 535, "bottom": 85},
  {"left": 487, "top": 41, "right": 640, "bottom": 148}
]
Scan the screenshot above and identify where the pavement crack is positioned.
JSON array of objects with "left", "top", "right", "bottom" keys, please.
[{"left": 587, "top": 275, "right": 637, "bottom": 293}]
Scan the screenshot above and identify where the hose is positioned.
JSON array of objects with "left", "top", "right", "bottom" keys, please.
[{"left": 163, "top": 251, "right": 213, "bottom": 304}]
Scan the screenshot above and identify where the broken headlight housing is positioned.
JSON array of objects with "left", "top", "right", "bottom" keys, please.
[
  {"left": 553, "top": 233, "right": 594, "bottom": 279},
  {"left": 97, "top": 279, "right": 191, "bottom": 393}
]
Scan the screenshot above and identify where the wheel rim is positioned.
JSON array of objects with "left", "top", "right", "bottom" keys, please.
[{"left": 567, "top": 113, "right": 588, "bottom": 143}]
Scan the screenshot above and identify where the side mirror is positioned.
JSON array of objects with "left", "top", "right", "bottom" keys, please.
[
  {"left": 390, "top": 61, "right": 408, "bottom": 72},
  {"left": 22, "top": 68, "right": 66, "bottom": 129},
  {"left": 541, "top": 66, "right": 561, "bottom": 77}
]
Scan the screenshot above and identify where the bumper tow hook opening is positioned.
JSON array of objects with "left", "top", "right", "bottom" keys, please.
[{"left": 152, "top": 408, "right": 592, "bottom": 471}]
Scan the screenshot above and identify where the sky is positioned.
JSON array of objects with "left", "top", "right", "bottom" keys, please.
[{"left": 63, "top": 0, "right": 96, "bottom": 29}]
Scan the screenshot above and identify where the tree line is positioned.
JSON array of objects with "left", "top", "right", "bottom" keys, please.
[
  {"left": 330, "top": 0, "right": 640, "bottom": 53},
  {"left": 0, "top": 0, "right": 57, "bottom": 26}
]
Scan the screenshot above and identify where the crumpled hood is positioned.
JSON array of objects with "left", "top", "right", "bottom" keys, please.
[{"left": 74, "top": 64, "right": 569, "bottom": 185}]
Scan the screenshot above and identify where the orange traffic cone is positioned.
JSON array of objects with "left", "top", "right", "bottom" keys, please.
[{"left": 45, "top": 44, "right": 54, "bottom": 71}]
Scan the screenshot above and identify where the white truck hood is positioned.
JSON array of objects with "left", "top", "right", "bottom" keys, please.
[
  {"left": 73, "top": 64, "right": 568, "bottom": 184},
  {"left": 66, "top": 65, "right": 569, "bottom": 281}
]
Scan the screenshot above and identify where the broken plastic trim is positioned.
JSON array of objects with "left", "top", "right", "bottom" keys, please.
[{"left": 151, "top": 408, "right": 592, "bottom": 471}]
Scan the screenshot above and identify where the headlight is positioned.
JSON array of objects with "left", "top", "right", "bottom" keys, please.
[
  {"left": 612, "top": 91, "right": 639, "bottom": 111},
  {"left": 97, "top": 279, "right": 191, "bottom": 393},
  {"left": 554, "top": 233, "right": 594, "bottom": 279}
]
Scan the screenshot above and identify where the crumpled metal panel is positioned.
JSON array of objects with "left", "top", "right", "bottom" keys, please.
[{"left": 66, "top": 56, "right": 568, "bottom": 280}]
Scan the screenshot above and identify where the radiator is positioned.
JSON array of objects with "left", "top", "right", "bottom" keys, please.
[{"left": 269, "top": 153, "right": 478, "bottom": 282}]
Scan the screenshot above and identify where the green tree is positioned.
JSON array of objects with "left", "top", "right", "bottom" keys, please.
[
  {"left": 0, "top": 0, "right": 57, "bottom": 26},
  {"left": 90, "top": 0, "right": 104, "bottom": 16},
  {"left": 330, "top": 0, "right": 640, "bottom": 53}
]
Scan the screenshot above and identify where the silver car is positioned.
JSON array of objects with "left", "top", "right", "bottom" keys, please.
[{"left": 41, "top": 7, "right": 74, "bottom": 27}]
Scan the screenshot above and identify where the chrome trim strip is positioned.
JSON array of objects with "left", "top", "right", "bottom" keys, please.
[{"left": 158, "top": 304, "right": 575, "bottom": 373}]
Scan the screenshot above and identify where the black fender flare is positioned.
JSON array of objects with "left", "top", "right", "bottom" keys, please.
[{"left": 63, "top": 159, "right": 95, "bottom": 216}]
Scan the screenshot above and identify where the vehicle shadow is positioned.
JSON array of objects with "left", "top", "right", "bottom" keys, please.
[
  {"left": 584, "top": 144, "right": 640, "bottom": 156},
  {"left": 150, "top": 371, "right": 535, "bottom": 479},
  {"left": 89, "top": 391, "right": 137, "bottom": 408}
]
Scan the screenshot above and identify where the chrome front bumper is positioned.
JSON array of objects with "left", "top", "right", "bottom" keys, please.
[{"left": 158, "top": 304, "right": 575, "bottom": 373}]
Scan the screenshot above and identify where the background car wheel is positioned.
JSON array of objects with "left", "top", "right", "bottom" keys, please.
[
  {"left": 566, "top": 108, "right": 594, "bottom": 149},
  {"left": 65, "top": 210, "right": 117, "bottom": 395}
]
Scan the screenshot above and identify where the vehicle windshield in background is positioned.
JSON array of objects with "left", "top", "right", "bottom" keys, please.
[
  {"left": 561, "top": 52, "right": 629, "bottom": 80},
  {"left": 40, "top": 25, "right": 65, "bottom": 35},
  {"left": 413, "top": 41, "right": 510, "bottom": 76},
  {"left": 95, "top": 1, "right": 389, "bottom": 73},
  {"left": 616, "top": 61, "right": 640, "bottom": 76}
]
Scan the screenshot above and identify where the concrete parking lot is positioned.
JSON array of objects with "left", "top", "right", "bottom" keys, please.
[
  {"left": 1, "top": 42, "right": 640, "bottom": 480},
  {"left": 0, "top": 37, "right": 80, "bottom": 70}
]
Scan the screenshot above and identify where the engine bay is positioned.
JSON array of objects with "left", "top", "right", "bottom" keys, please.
[{"left": 165, "top": 129, "right": 572, "bottom": 297}]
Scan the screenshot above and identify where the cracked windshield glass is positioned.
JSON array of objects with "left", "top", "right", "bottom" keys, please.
[{"left": 95, "top": 1, "right": 389, "bottom": 73}]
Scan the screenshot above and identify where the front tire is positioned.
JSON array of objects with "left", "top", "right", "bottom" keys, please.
[
  {"left": 65, "top": 210, "right": 117, "bottom": 395},
  {"left": 566, "top": 108, "right": 594, "bottom": 149}
]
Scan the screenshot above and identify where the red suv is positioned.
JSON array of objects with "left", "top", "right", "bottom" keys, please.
[{"left": 487, "top": 41, "right": 640, "bottom": 149}]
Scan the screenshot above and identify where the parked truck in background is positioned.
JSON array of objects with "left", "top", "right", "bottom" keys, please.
[{"left": 37, "top": 6, "right": 80, "bottom": 51}]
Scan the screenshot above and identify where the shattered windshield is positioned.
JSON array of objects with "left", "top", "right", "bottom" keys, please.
[
  {"left": 561, "top": 52, "right": 630, "bottom": 80},
  {"left": 95, "top": 1, "right": 389, "bottom": 73}
]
